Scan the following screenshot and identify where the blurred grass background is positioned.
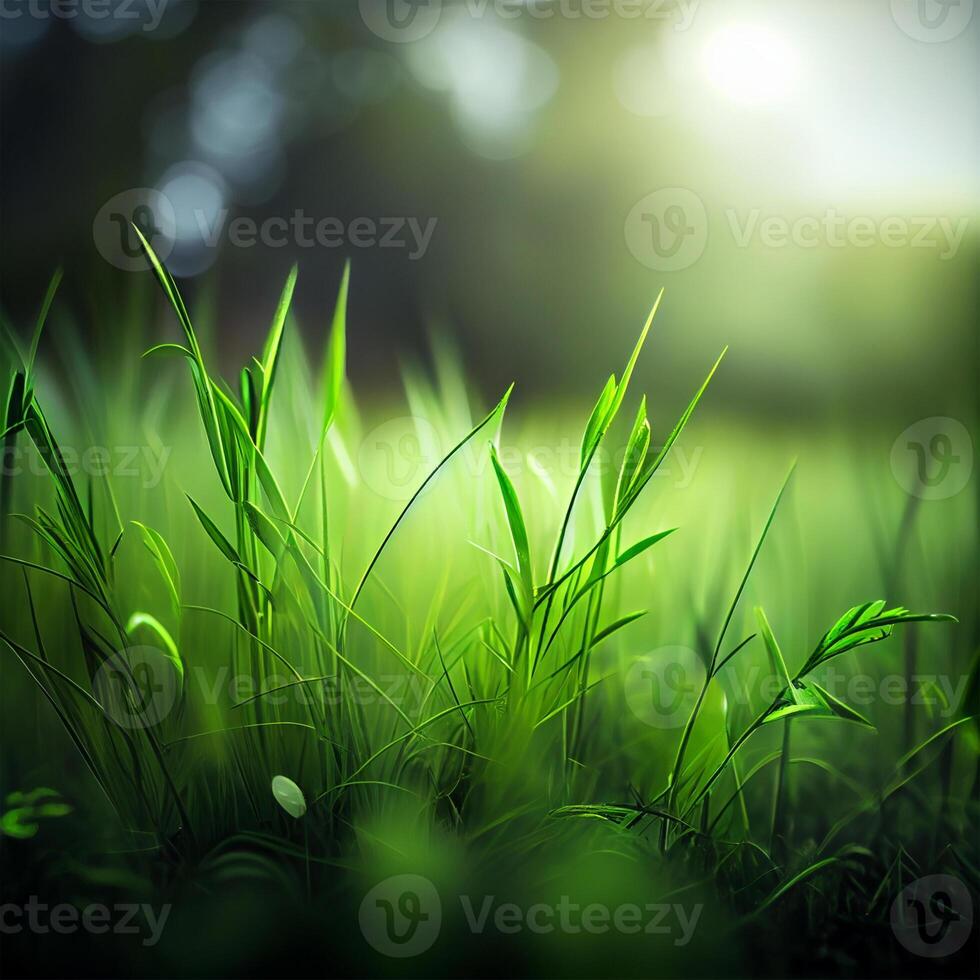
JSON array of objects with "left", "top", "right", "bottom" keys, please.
[{"left": 1, "top": 0, "right": 976, "bottom": 420}]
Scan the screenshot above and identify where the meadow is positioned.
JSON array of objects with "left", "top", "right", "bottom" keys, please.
[{"left": 0, "top": 252, "right": 976, "bottom": 979}]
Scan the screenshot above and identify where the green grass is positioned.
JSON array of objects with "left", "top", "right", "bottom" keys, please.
[{"left": 0, "top": 254, "right": 976, "bottom": 978}]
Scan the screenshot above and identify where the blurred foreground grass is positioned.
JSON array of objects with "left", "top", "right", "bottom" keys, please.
[{"left": 0, "top": 264, "right": 975, "bottom": 978}]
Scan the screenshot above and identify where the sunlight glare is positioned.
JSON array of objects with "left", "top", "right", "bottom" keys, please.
[{"left": 702, "top": 24, "right": 800, "bottom": 107}]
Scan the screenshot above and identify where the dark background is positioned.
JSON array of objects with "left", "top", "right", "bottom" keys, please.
[{"left": 1, "top": 0, "right": 977, "bottom": 420}]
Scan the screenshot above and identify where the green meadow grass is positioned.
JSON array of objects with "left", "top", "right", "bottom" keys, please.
[{"left": 0, "top": 253, "right": 976, "bottom": 977}]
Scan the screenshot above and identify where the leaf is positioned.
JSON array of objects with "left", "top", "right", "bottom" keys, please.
[
  {"left": 271, "top": 775, "right": 307, "bottom": 819},
  {"left": 802, "top": 602, "right": 956, "bottom": 675},
  {"left": 256, "top": 264, "right": 298, "bottom": 450},
  {"left": 262, "top": 267, "right": 298, "bottom": 380},
  {"left": 615, "top": 346, "right": 727, "bottom": 520},
  {"left": 764, "top": 679, "right": 874, "bottom": 730},
  {"left": 4, "top": 371, "right": 26, "bottom": 430},
  {"left": 755, "top": 607, "right": 797, "bottom": 702},
  {"left": 321, "top": 261, "right": 349, "bottom": 435},
  {"left": 489, "top": 442, "right": 531, "bottom": 595},
  {"left": 35, "top": 802, "right": 72, "bottom": 818},
  {"left": 21, "top": 401, "right": 106, "bottom": 589},
  {"left": 616, "top": 397, "right": 651, "bottom": 506},
  {"left": 350, "top": 384, "right": 513, "bottom": 611},
  {"left": 244, "top": 501, "right": 286, "bottom": 561},
  {"left": 606, "top": 291, "right": 662, "bottom": 425},
  {"left": 241, "top": 366, "right": 259, "bottom": 441},
  {"left": 186, "top": 496, "right": 241, "bottom": 566},
  {"left": 576, "top": 293, "right": 663, "bottom": 473},
  {"left": 590, "top": 611, "right": 646, "bottom": 647},
  {"left": 497, "top": 556, "right": 529, "bottom": 623},
  {"left": 5, "top": 787, "right": 60, "bottom": 806},
  {"left": 142, "top": 342, "right": 194, "bottom": 360},
  {"left": 134, "top": 226, "right": 234, "bottom": 497},
  {"left": 961, "top": 649, "right": 980, "bottom": 727},
  {"left": 755, "top": 858, "right": 840, "bottom": 913},
  {"left": 27, "top": 267, "right": 63, "bottom": 378},
  {"left": 882, "top": 715, "right": 976, "bottom": 801},
  {"left": 535, "top": 528, "right": 675, "bottom": 610},
  {"left": 126, "top": 612, "right": 184, "bottom": 691},
  {"left": 764, "top": 701, "right": 825, "bottom": 725},
  {"left": 249, "top": 435, "right": 292, "bottom": 524},
  {"left": 132, "top": 522, "right": 181, "bottom": 619},
  {"left": 809, "top": 681, "right": 875, "bottom": 729},
  {"left": 813, "top": 601, "right": 889, "bottom": 660},
  {"left": 580, "top": 374, "right": 616, "bottom": 468},
  {"left": 614, "top": 528, "right": 676, "bottom": 569},
  {"left": 1, "top": 807, "right": 39, "bottom": 839}
]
